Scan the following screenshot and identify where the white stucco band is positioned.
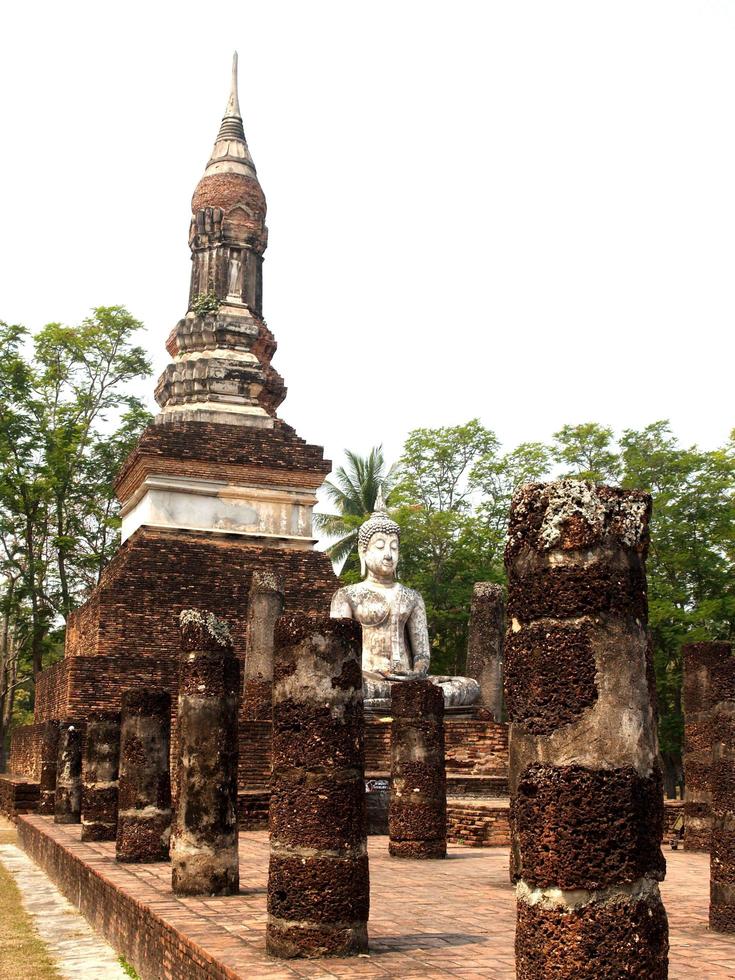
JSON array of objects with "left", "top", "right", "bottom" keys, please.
[{"left": 120, "top": 474, "right": 318, "bottom": 549}]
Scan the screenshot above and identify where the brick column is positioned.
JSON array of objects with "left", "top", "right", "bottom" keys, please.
[
  {"left": 81, "top": 712, "right": 121, "bottom": 842},
  {"left": 171, "top": 610, "right": 240, "bottom": 896},
  {"left": 466, "top": 582, "right": 505, "bottom": 721},
  {"left": 242, "top": 571, "right": 284, "bottom": 720},
  {"left": 389, "top": 680, "right": 446, "bottom": 859},
  {"left": 54, "top": 722, "right": 82, "bottom": 824},
  {"left": 38, "top": 720, "right": 60, "bottom": 816},
  {"left": 710, "top": 651, "right": 735, "bottom": 933},
  {"left": 116, "top": 691, "right": 172, "bottom": 863},
  {"left": 267, "top": 614, "right": 368, "bottom": 959},
  {"left": 682, "top": 642, "right": 730, "bottom": 851},
  {"left": 505, "top": 481, "right": 668, "bottom": 979}
]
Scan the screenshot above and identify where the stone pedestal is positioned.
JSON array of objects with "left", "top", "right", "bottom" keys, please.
[
  {"left": 171, "top": 610, "right": 240, "bottom": 896},
  {"left": 116, "top": 691, "right": 172, "bottom": 863},
  {"left": 710, "top": 653, "right": 735, "bottom": 933},
  {"left": 54, "top": 722, "right": 82, "bottom": 824},
  {"left": 466, "top": 583, "right": 505, "bottom": 721},
  {"left": 267, "top": 614, "right": 368, "bottom": 959},
  {"left": 38, "top": 720, "right": 60, "bottom": 816},
  {"left": 242, "top": 571, "right": 284, "bottom": 720},
  {"left": 505, "top": 481, "right": 668, "bottom": 979},
  {"left": 389, "top": 680, "right": 446, "bottom": 859},
  {"left": 682, "top": 642, "right": 730, "bottom": 851},
  {"left": 81, "top": 712, "right": 121, "bottom": 842}
]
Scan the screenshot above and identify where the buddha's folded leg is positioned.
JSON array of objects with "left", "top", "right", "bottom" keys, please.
[{"left": 429, "top": 675, "right": 481, "bottom": 707}]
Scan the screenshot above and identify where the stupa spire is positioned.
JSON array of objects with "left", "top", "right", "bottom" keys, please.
[{"left": 216, "top": 52, "right": 246, "bottom": 142}]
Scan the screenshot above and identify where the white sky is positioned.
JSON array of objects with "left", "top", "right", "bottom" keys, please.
[{"left": 1, "top": 1, "right": 733, "bottom": 479}]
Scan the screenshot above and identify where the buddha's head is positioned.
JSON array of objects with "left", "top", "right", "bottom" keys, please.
[{"left": 357, "top": 487, "right": 400, "bottom": 580}]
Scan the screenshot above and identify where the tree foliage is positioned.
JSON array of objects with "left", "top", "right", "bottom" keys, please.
[
  {"left": 321, "top": 418, "right": 735, "bottom": 791},
  {"left": 0, "top": 308, "right": 152, "bottom": 765}
]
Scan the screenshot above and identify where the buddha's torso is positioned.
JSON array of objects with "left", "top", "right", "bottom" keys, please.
[{"left": 330, "top": 582, "right": 420, "bottom": 675}]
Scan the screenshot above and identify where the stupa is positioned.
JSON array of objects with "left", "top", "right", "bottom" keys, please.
[{"left": 5, "top": 55, "right": 338, "bottom": 792}]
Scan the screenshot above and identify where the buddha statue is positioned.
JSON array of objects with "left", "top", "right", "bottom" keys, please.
[{"left": 329, "top": 490, "right": 480, "bottom": 711}]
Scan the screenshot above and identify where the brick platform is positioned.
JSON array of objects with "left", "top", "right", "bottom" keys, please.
[
  {"left": 446, "top": 798, "right": 510, "bottom": 847},
  {"left": 0, "top": 775, "right": 40, "bottom": 821},
  {"left": 16, "top": 815, "right": 735, "bottom": 979}
]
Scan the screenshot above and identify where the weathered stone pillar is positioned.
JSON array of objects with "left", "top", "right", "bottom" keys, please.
[
  {"left": 466, "top": 582, "right": 505, "bottom": 721},
  {"left": 710, "top": 652, "right": 735, "bottom": 933},
  {"left": 116, "top": 690, "right": 172, "bottom": 863},
  {"left": 81, "top": 712, "right": 120, "bottom": 842},
  {"left": 242, "top": 571, "right": 284, "bottom": 720},
  {"left": 267, "top": 614, "right": 368, "bottom": 959},
  {"left": 171, "top": 610, "right": 240, "bottom": 896},
  {"left": 38, "top": 720, "right": 60, "bottom": 816},
  {"left": 54, "top": 722, "right": 82, "bottom": 824},
  {"left": 389, "top": 679, "right": 446, "bottom": 859},
  {"left": 505, "top": 481, "right": 668, "bottom": 979},
  {"left": 682, "top": 642, "right": 730, "bottom": 851}
]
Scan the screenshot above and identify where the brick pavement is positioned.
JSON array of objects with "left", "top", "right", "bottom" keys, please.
[{"left": 16, "top": 817, "right": 735, "bottom": 979}]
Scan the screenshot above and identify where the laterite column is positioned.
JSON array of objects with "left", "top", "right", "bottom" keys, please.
[
  {"left": 682, "top": 642, "right": 730, "bottom": 851},
  {"left": 38, "top": 720, "right": 60, "bottom": 815},
  {"left": 466, "top": 582, "right": 505, "bottom": 721},
  {"left": 54, "top": 722, "right": 82, "bottom": 823},
  {"left": 505, "top": 481, "right": 668, "bottom": 979},
  {"left": 267, "top": 614, "right": 368, "bottom": 959},
  {"left": 710, "top": 650, "right": 735, "bottom": 932},
  {"left": 116, "top": 690, "right": 172, "bottom": 862},
  {"left": 389, "top": 679, "right": 446, "bottom": 858},
  {"left": 242, "top": 571, "right": 284, "bottom": 720},
  {"left": 171, "top": 610, "right": 240, "bottom": 896},
  {"left": 81, "top": 712, "right": 120, "bottom": 842}
]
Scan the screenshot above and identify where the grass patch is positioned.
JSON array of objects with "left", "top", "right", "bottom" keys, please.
[
  {"left": 0, "top": 844, "right": 61, "bottom": 979},
  {"left": 118, "top": 957, "right": 140, "bottom": 978}
]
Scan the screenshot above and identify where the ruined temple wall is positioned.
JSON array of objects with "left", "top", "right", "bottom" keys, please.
[
  {"left": 8, "top": 724, "right": 45, "bottom": 779},
  {"left": 364, "top": 719, "right": 508, "bottom": 775}
]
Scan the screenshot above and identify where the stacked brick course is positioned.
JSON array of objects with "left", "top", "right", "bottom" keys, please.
[
  {"left": 506, "top": 481, "right": 668, "bottom": 979},
  {"left": 682, "top": 642, "right": 731, "bottom": 851},
  {"left": 81, "top": 712, "right": 120, "bottom": 842},
  {"left": 267, "top": 615, "right": 368, "bottom": 958},
  {"left": 117, "top": 691, "right": 172, "bottom": 863},
  {"left": 54, "top": 722, "right": 82, "bottom": 824},
  {"left": 709, "top": 650, "right": 735, "bottom": 933},
  {"left": 171, "top": 611, "right": 240, "bottom": 896},
  {"left": 389, "top": 680, "right": 447, "bottom": 859}
]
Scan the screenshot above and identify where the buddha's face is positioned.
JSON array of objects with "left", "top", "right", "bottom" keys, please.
[{"left": 362, "top": 532, "right": 399, "bottom": 580}]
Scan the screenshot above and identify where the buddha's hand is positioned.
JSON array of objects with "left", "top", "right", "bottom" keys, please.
[{"left": 413, "top": 660, "right": 430, "bottom": 677}]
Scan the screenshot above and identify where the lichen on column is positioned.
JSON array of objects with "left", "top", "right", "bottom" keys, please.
[
  {"left": 709, "top": 649, "right": 735, "bottom": 933},
  {"left": 54, "top": 721, "right": 82, "bottom": 824},
  {"left": 466, "top": 582, "right": 505, "bottom": 721},
  {"left": 266, "top": 614, "right": 369, "bottom": 959},
  {"left": 116, "top": 690, "right": 172, "bottom": 863},
  {"left": 81, "top": 712, "right": 121, "bottom": 842},
  {"left": 389, "top": 679, "right": 447, "bottom": 859},
  {"left": 505, "top": 480, "right": 668, "bottom": 979},
  {"left": 242, "top": 571, "right": 284, "bottom": 720},
  {"left": 171, "top": 609, "right": 240, "bottom": 896}
]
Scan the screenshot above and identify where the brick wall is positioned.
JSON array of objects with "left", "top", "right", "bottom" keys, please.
[
  {"left": 366, "top": 717, "right": 509, "bottom": 776},
  {"left": 0, "top": 775, "right": 39, "bottom": 820},
  {"left": 446, "top": 800, "right": 510, "bottom": 847},
  {"left": 18, "top": 817, "right": 235, "bottom": 980},
  {"left": 8, "top": 724, "right": 45, "bottom": 779}
]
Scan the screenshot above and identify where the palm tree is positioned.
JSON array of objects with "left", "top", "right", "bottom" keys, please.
[{"left": 314, "top": 446, "right": 397, "bottom": 574}]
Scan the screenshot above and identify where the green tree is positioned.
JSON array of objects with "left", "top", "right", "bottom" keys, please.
[
  {"left": 0, "top": 308, "right": 152, "bottom": 764},
  {"left": 313, "top": 446, "right": 397, "bottom": 578},
  {"left": 393, "top": 421, "right": 501, "bottom": 674},
  {"left": 553, "top": 422, "right": 622, "bottom": 482}
]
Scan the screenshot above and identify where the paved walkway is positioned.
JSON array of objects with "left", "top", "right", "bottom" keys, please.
[
  {"left": 17, "top": 820, "right": 735, "bottom": 979},
  {"left": 0, "top": 842, "right": 129, "bottom": 979}
]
